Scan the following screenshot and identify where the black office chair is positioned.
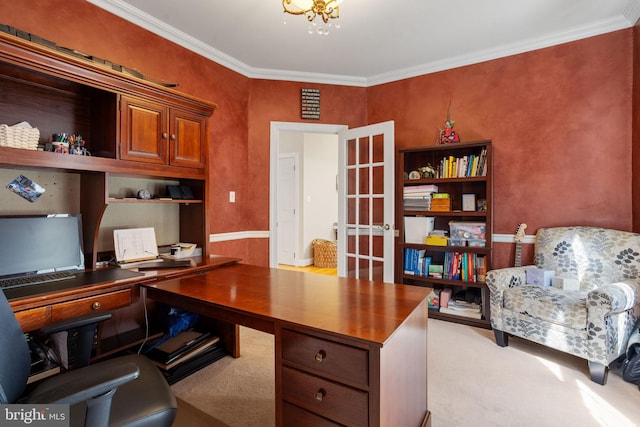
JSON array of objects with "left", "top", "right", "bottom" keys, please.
[{"left": 0, "top": 290, "right": 177, "bottom": 427}]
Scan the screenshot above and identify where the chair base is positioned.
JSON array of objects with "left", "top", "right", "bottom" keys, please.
[
  {"left": 494, "top": 328, "right": 609, "bottom": 385},
  {"left": 588, "top": 361, "right": 608, "bottom": 385},
  {"left": 494, "top": 329, "right": 509, "bottom": 347}
]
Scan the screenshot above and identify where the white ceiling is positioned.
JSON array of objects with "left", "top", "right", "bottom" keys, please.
[{"left": 89, "top": 0, "right": 640, "bottom": 87}]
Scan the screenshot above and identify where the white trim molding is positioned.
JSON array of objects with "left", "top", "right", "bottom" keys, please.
[
  {"left": 493, "top": 233, "right": 536, "bottom": 244},
  {"left": 210, "top": 231, "right": 270, "bottom": 243}
]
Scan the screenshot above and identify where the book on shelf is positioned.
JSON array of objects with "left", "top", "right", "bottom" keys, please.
[
  {"left": 403, "top": 248, "right": 430, "bottom": 276},
  {"left": 442, "top": 252, "right": 486, "bottom": 282},
  {"left": 437, "top": 149, "right": 488, "bottom": 178},
  {"left": 439, "top": 288, "right": 452, "bottom": 308},
  {"left": 427, "top": 289, "right": 440, "bottom": 309}
]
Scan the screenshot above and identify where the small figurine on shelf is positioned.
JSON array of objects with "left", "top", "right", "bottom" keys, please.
[
  {"left": 419, "top": 164, "right": 436, "bottom": 178},
  {"left": 437, "top": 101, "right": 460, "bottom": 144}
]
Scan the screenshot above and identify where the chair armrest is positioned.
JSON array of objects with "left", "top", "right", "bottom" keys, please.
[
  {"left": 486, "top": 266, "right": 531, "bottom": 331},
  {"left": 485, "top": 266, "right": 530, "bottom": 293},
  {"left": 39, "top": 312, "right": 113, "bottom": 335},
  {"left": 27, "top": 361, "right": 139, "bottom": 406},
  {"left": 587, "top": 280, "right": 640, "bottom": 315}
]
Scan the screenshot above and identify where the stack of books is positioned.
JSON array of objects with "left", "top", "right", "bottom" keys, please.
[
  {"left": 430, "top": 193, "right": 451, "bottom": 212},
  {"left": 145, "top": 329, "right": 226, "bottom": 384},
  {"left": 439, "top": 300, "right": 482, "bottom": 319},
  {"left": 403, "top": 185, "right": 438, "bottom": 210}
]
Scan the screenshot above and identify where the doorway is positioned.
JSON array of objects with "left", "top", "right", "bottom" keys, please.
[{"left": 269, "top": 122, "right": 348, "bottom": 269}]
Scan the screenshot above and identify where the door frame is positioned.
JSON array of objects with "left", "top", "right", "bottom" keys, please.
[{"left": 269, "top": 122, "right": 348, "bottom": 269}]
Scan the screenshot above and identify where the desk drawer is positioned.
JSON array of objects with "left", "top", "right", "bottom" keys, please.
[
  {"left": 51, "top": 289, "right": 132, "bottom": 321},
  {"left": 282, "top": 402, "right": 343, "bottom": 427},
  {"left": 282, "top": 366, "right": 368, "bottom": 426},
  {"left": 15, "top": 306, "right": 50, "bottom": 332},
  {"left": 281, "top": 329, "right": 368, "bottom": 386}
]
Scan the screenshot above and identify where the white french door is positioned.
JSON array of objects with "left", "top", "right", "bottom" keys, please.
[{"left": 337, "top": 121, "right": 395, "bottom": 282}]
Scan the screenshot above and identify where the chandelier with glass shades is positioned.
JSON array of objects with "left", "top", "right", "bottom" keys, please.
[{"left": 282, "top": 0, "right": 342, "bottom": 35}]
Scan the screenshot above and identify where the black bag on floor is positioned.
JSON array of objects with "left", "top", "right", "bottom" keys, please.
[{"left": 623, "top": 322, "right": 640, "bottom": 387}]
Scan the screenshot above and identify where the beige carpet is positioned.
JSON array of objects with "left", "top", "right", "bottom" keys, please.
[{"left": 172, "top": 320, "right": 640, "bottom": 427}]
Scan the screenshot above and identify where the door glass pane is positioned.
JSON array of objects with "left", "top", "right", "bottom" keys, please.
[
  {"left": 359, "top": 234, "right": 370, "bottom": 256},
  {"left": 347, "top": 168, "right": 356, "bottom": 196},
  {"left": 372, "top": 134, "right": 384, "bottom": 163},
  {"left": 347, "top": 198, "right": 356, "bottom": 224},
  {"left": 372, "top": 165, "right": 384, "bottom": 195},
  {"left": 347, "top": 138, "right": 357, "bottom": 166},
  {"left": 373, "top": 235, "right": 384, "bottom": 258},
  {"left": 372, "top": 260, "right": 384, "bottom": 282},
  {"left": 372, "top": 198, "right": 384, "bottom": 225},
  {"left": 359, "top": 167, "right": 369, "bottom": 195},
  {"left": 347, "top": 233, "right": 356, "bottom": 253},
  {"left": 347, "top": 256, "right": 356, "bottom": 278},
  {"left": 358, "top": 198, "right": 369, "bottom": 226},
  {"left": 358, "top": 137, "right": 369, "bottom": 164}
]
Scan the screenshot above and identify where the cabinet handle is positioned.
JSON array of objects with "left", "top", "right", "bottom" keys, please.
[
  {"left": 314, "top": 389, "right": 326, "bottom": 402},
  {"left": 170, "top": 134, "right": 177, "bottom": 140},
  {"left": 314, "top": 350, "right": 326, "bottom": 362},
  {"left": 162, "top": 132, "right": 168, "bottom": 139},
  {"left": 91, "top": 301, "right": 102, "bottom": 310}
]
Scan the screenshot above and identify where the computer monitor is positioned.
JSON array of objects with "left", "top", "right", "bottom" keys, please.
[{"left": 0, "top": 214, "right": 85, "bottom": 280}]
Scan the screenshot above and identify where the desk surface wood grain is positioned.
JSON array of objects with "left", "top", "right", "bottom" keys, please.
[{"left": 143, "top": 263, "right": 430, "bottom": 346}]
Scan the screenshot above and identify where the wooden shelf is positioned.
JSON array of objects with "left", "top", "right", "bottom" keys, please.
[
  {"left": 404, "top": 210, "right": 487, "bottom": 217},
  {"left": 108, "top": 198, "right": 203, "bottom": 204},
  {"left": 403, "top": 275, "right": 487, "bottom": 289},
  {"left": 428, "top": 309, "right": 490, "bottom": 328}
]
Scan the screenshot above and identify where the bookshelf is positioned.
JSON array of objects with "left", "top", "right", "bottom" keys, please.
[{"left": 396, "top": 141, "right": 492, "bottom": 328}]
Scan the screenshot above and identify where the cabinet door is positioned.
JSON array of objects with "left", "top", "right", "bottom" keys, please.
[
  {"left": 120, "top": 96, "right": 169, "bottom": 164},
  {"left": 169, "top": 109, "right": 206, "bottom": 168}
]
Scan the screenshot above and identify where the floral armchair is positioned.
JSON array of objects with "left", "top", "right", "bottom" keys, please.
[{"left": 486, "top": 227, "right": 640, "bottom": 384}]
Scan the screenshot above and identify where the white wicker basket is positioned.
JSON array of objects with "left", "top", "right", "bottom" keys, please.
[{"left": 0, "top": 124, "right": 40, "bottom": 150}]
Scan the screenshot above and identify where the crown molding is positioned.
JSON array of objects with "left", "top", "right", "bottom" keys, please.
[{"left": 89, "top": 0, "right": 639, "bottom": 88}]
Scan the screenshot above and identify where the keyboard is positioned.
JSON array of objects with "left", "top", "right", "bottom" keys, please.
[{"left": 0, "top": 272, "right": 76, "bottom": 290}]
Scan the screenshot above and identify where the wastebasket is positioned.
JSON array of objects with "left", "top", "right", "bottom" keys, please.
[{"left": 312, "top": 239, "right": 337, "bottom": 268}]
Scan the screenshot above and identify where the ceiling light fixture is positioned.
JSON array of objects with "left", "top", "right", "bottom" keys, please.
[{"left": 283, "top": 0, "right": 342, "bottom": 35}]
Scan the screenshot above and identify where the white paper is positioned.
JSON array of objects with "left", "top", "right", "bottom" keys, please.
[{"left": 113, "top": 227, "right": 159, "bottom": 263}]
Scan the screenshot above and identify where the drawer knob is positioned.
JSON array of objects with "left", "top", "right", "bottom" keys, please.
[
  {"left": 314, "top": 350, "right": 326, "bottom": 362},
  {"left": 91, "top": 301, "right": 102, "bottom": 310},
  {"left": 162, "top": 132, "right": 168, "bottom": 139},
  {"left": 314, "top": 389, "right": 326, "bottom": 402}
]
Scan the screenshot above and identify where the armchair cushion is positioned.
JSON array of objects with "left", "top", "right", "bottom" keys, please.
[{"left": 503, "top": 285, "right": 587, "bottom": 329}]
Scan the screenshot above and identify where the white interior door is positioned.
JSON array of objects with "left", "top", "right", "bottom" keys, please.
[
  {"left": 338, "top": 121, "right": 395, "bottom": 282},
  {"left": 277, "top": 154, "right": 298, "bottom": 266}
]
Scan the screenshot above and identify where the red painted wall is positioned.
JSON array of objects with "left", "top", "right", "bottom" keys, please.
[
  {"left": 368, "top": 30, "right": 634, "bottom": 268},
  {"left": 0, "top": 0, "right": 635, "bottom": 269}
]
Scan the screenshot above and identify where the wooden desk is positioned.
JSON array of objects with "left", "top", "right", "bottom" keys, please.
[{"left": 142, "top": 263, "right": 431, "bottom": 427}]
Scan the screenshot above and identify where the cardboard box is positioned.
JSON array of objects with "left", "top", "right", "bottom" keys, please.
[
  {"left": 526, "top": 268, "right": 555, "bottom": 286},
  {"left": 426, "top": 235, "right": 448, "bottom": 246},
  {"left": 552, "top": 276, "right": 581, "bottom": 291}
]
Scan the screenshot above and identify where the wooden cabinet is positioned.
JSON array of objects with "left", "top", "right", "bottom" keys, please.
[
  {"left": 280, "top": 329, "right": 369, "bottom": 426},
  {"left": 0, "top": 31, "right": 215, "bottom": 268},
  {"left": 0, "top": 30, "right": 216, "bottom": 354},
  {"left": 396, "top": 141, "right": 493, "bottom": 328},
  {"left": 120, "top": 96, "right": 207, "bottom": 168}
]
